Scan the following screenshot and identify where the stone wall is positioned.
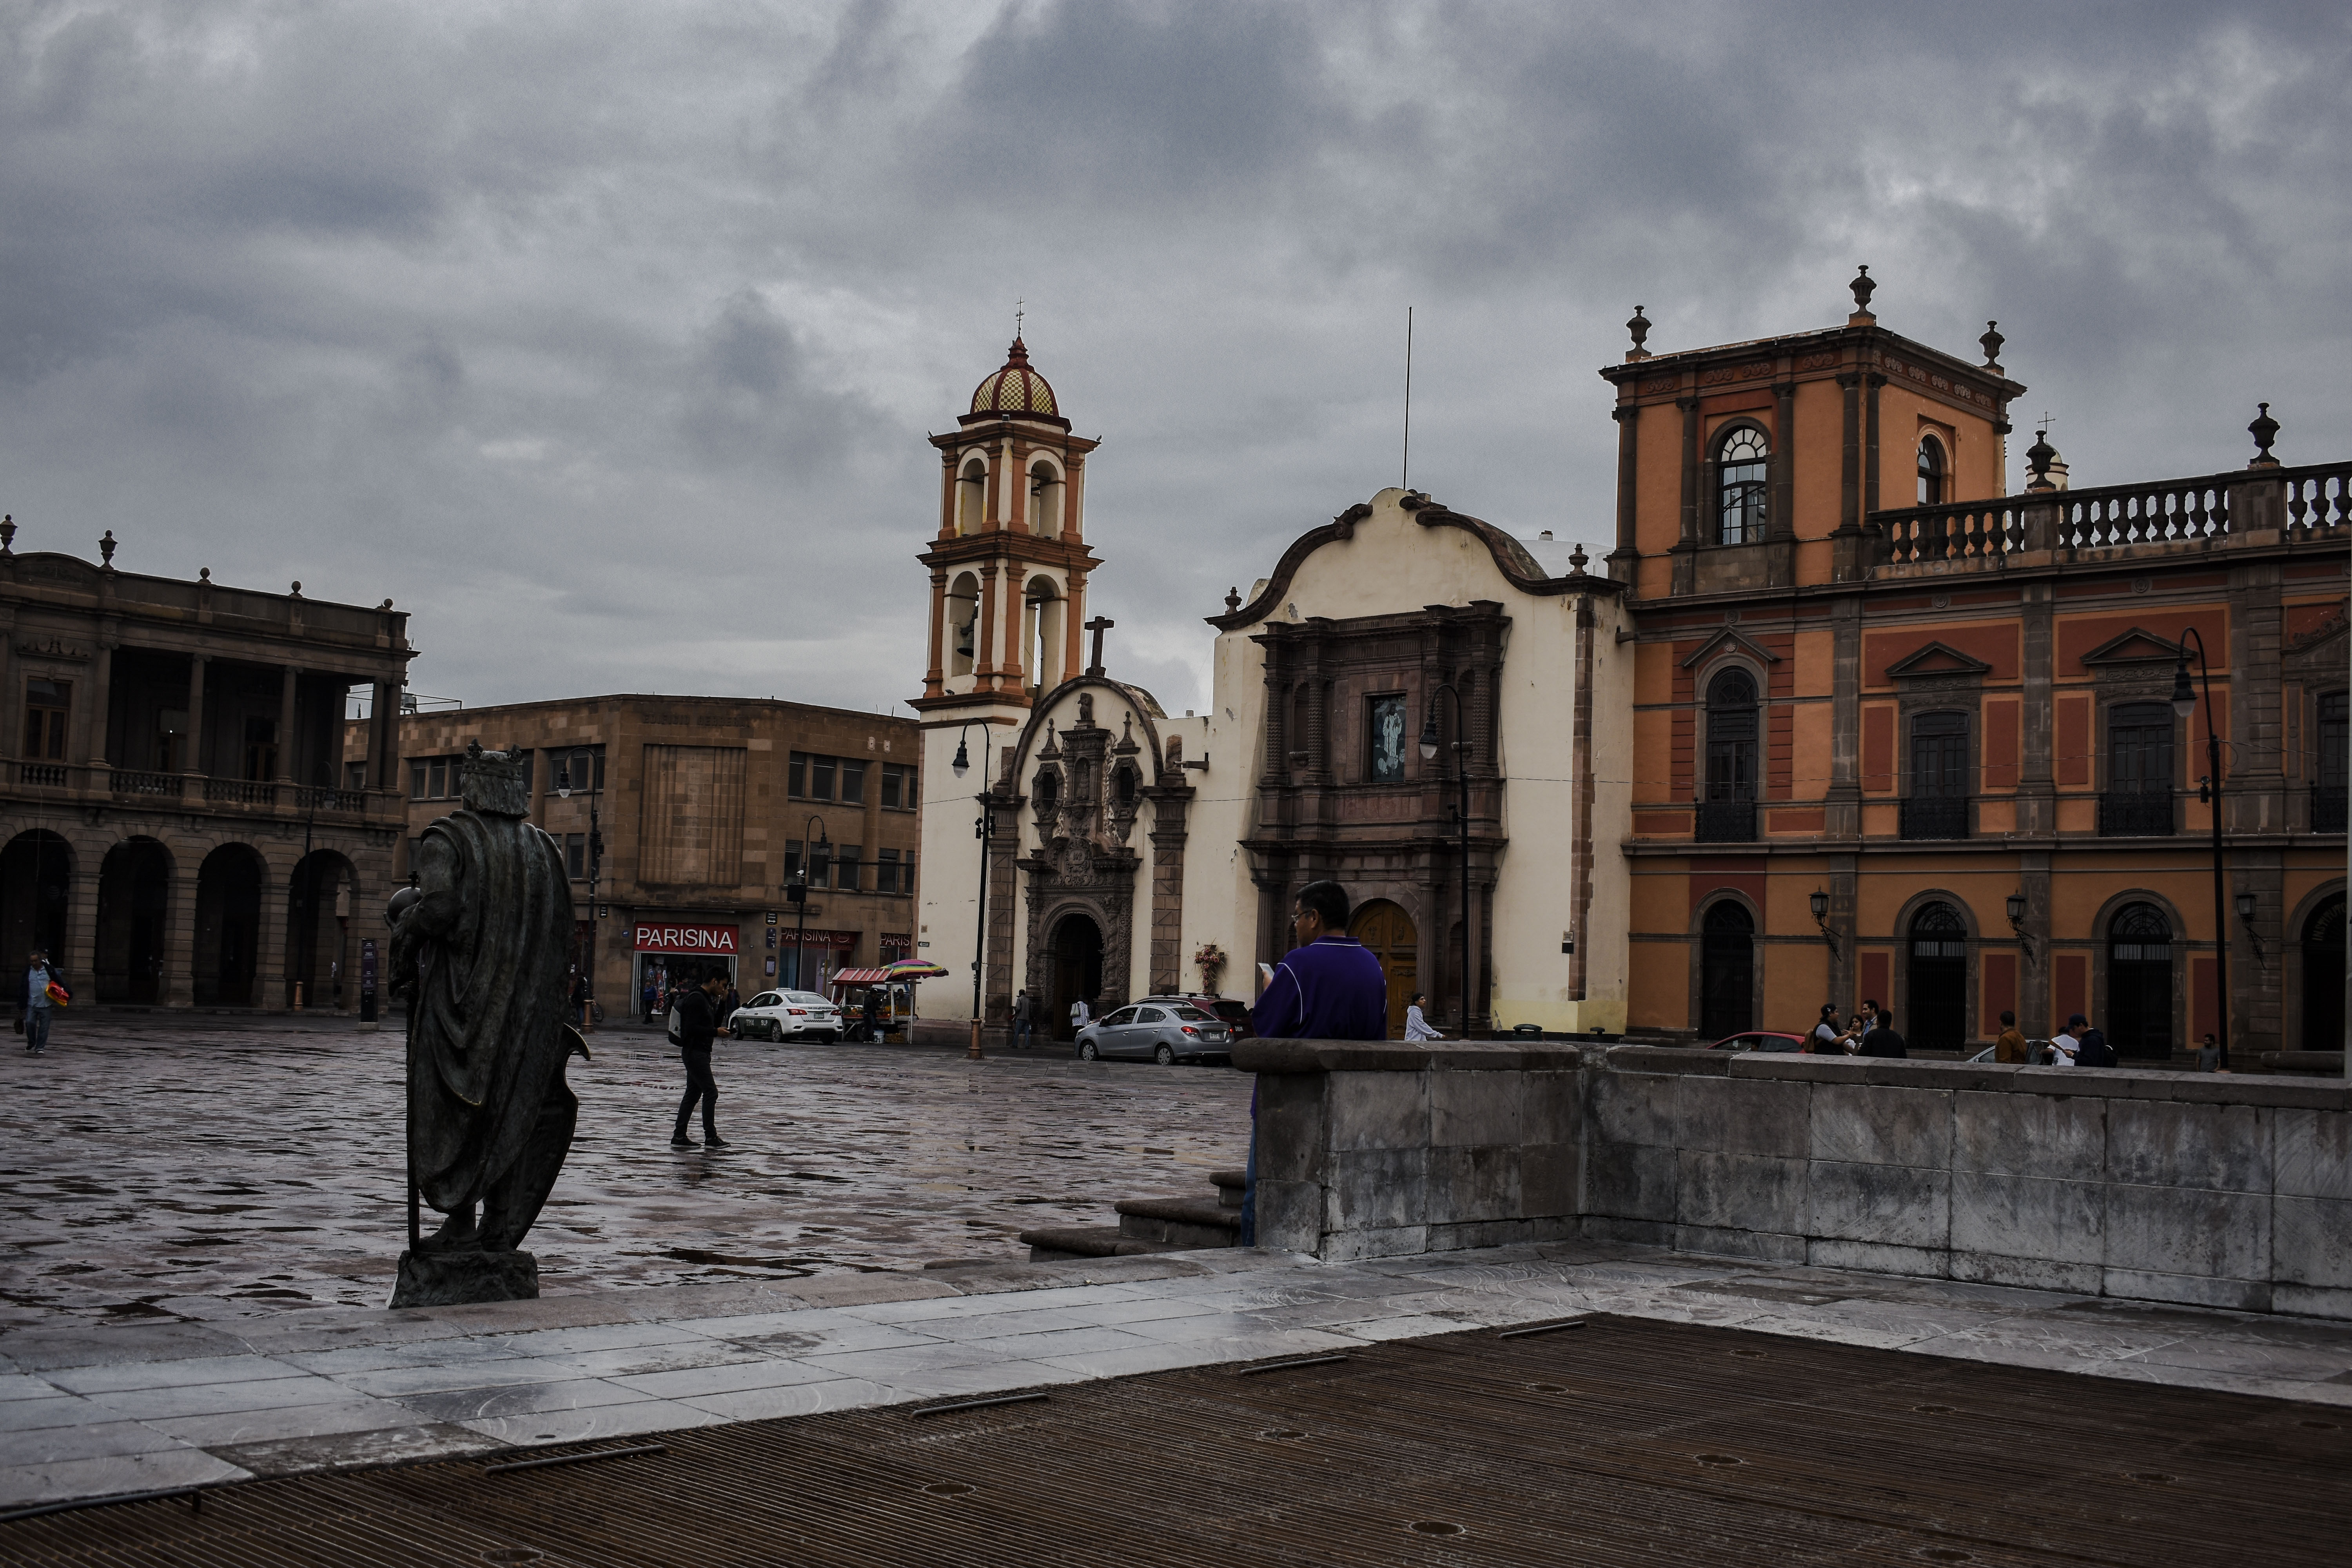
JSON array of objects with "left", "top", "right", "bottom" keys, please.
[
  {"left": 1239, "top": 1039, "right": 1586, "bottom": 1261},
  {"left": 1235, "top": 1039, "right": 2352, "bottom": 1318}
]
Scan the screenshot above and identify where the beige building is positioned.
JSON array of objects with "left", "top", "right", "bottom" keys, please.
[
  {"left": 0, "top": 517, "right": 412, "bottom": 1010},
  {"left": 360, "top": 695, "right": 922, "bottom": 1013},
  {"left": 913, "top": 342, "right": 1632, "bottom": 1045}
]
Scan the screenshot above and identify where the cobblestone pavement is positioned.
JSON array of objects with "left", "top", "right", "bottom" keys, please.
[{"left": 0, "top": 1018, "right": 1251, "bottom": 1329}]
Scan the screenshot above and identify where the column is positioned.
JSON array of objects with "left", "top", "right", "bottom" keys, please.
[
  {"left": 276, "top": 666, "right": 299, "bottom": 810},
  {"left": 1826, "top": 598, "right": 1863, "bottom": 839},
  {"left": 923, "top": 570, "right": 947, "bottom": 697},
  {"left": 0, "top": 608, "right": 14, "bottom": 760},
  {"left": 975, "top": 564, "right": 1002, "bottom": 690},
  {"left": 257, "top": 851, "right": 290, "bottom": 1010},
  {"left": 162, "top": 838, "right": 200, "bottom": 1009},
  {"left": 1672, "top": 396, "right": 1700, "bottom": 596},
  {"left": 185, "top": 656, "right": 209, "bottom": 779},
  {"left": 65, "top": 851, "right": 102, "bottom": 988},
  {"left": 1834, "top": 371, "right": 1865, "bottom": 582},
  {"left": 77, "top": 641, "right": 114, "bottom": 769},
  {"left": 1607, "top": 405, "right": 1640, "bottom": 584},
  {"left": 2017, "top": 849, "right": 2051, "bottom": 1039}
]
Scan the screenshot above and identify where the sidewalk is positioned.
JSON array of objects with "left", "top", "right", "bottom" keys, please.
[{"left": 7, "top": 1236, "right": 2351, "bottom": 1512}]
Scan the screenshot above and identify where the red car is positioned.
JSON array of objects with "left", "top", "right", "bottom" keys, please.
[{"left": 1705, "top": 1031, "right": 1810, "bottom": 1053}]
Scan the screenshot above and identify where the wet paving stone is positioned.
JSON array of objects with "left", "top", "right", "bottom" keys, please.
[{"left": 0, "top": 1021, "right": 1251, "bottom": 1327}]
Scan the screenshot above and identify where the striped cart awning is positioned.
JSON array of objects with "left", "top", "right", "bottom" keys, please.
[{"left": 829, "top": 968, "right": 895, "bottom": 986}]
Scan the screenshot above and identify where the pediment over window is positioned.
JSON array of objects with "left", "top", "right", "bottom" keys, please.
[
  {"left": 1679, "top": 626, "right": 1782, "bottom": 671},
  {"left": 1884, "top": 641, "right": 1993, "bottom": 679},
  {"left": 2079, "top": 626, "right": 2187, "bottom": 668}
]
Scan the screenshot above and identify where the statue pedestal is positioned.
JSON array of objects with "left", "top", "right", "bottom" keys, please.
[{"left": 390, "top": 1249, "right": 539, "bottom": 1309}]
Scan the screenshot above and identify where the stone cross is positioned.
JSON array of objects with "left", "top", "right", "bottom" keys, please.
[{"left": 1085, "top": 615, "right": 1114, "bottom": 677}]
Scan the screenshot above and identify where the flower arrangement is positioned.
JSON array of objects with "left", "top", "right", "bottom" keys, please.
[{"left": 1193, "top": 943, "right": 1227, "bottom": 990}]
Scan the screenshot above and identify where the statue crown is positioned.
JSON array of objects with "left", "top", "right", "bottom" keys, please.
[{"left": 459, "top": 741, "right": 533, "bottom": 817}]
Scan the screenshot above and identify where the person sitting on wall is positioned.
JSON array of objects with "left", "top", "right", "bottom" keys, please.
[
  {"left": 1243, "top": 880, "right": 1389, "bottom": 1246},
  {"left": 1857, "top": 1007, "right": 1908, "bottom": 1058}
]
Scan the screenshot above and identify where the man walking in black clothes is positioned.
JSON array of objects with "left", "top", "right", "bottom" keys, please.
[
  {"left": 1858, "top": 1007, "right": 1908, "bottom": 1058},
  {"left": 671, "top": 970, "right": 732, "bottom": 1148}
]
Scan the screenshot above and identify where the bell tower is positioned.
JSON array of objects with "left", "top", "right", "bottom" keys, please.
[
  {"left": 910, "top": 336, "right": 1101, "bottom": 1036},
  {"left": 915, "top": 335, "right": 1101, "bottom": 715}
]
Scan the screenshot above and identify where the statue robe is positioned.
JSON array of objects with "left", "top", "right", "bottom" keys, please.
[{"left": 392, "top": 808, "right": 577, "bottom": 1252}]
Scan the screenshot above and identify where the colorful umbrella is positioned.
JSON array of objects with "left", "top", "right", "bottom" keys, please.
[{"left": 882, "top": 959, "right": 949, "bottom": 980}]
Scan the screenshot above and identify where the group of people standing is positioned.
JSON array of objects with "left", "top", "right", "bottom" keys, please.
[{"left": 1806, "top": 1001, "right": 1909, "bottom": 1056}]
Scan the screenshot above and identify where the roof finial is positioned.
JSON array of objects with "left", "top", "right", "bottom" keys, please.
[
  {"left": 1979, "top": 320, "right": 2004, "bottom": 369},
  {"left": 0, "top": 515, "right": 14, "bottom": 557},
  {"left": 1625, "top": 305, "right": 1650, "bottom": 361},
  {"left": 1225, "top": 585, "right": 1242, "bottom": 614},
  {"left": 2248, "top": 401, "right": 2281, "bottom": 469},
  {"left": 1568, "top": 541, "right": 1589, "bottom": 577},
  {"left": 1014, "top": 297, "right": 1024, "bottom": 345},
  {"left": 2025, "top": 427, "right": 2057, "bottom": 492},
  {"left": 1849, "top": 264, "right": 1876, "bottom": 320},
  {"left": 99, "top": 530, "right": 116, "bottom": 567}
]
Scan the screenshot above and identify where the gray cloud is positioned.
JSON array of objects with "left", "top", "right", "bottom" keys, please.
[{"left": 0, "top": 0, "right": 2344, "bottom": 718}]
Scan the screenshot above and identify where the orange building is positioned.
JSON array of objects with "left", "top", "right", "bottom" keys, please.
[{"left": 1609, "top": 271, "right": 2348, "bottom": 1062}]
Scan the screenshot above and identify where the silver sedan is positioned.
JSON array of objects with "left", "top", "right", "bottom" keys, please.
[{"left": 1074, "top": 1002, "right": 1234, "bottom": 1065}]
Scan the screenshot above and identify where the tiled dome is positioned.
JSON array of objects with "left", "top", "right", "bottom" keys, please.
[{"left": 970, "top": 338, "right": 1058, "bottom": 417}]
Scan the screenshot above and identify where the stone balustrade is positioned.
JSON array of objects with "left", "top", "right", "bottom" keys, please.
[{"left": 1235, "top": 1038, "right": 2352, "bottom": 1319}]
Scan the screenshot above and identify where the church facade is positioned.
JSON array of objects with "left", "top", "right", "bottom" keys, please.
[{"left": 911, "top": 341, "right": 1633, "bottom": 1045}]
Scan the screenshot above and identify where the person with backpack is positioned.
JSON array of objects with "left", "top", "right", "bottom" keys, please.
[
  {"left": 22, "top": 949, "right": 62, "bottom": 1057},
  {"left": 670, "top": 969, "right": 732, "bottom": 1149},
  {"left": 2074, "top": 1011, "right": 2118, "bottom": 1068}
]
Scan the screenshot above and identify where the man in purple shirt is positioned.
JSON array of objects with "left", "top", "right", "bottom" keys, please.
[{"left": 1241, "top": 881, "right": 1388, "bottom": 1243}]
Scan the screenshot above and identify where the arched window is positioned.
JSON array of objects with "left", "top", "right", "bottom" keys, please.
[
  {"left": 947, "top": 572, "right": 980, "bottom": 678},
  {"left": 1027, "top": 459, "right": 1063, "bottom": 538},
  {"left": 2107, "top": 903, "right": 2174, "bottom": 1058},
  {"left": 1699, "top": 668, "right": 1759, "bottom": 842},
  {"left": 1716, "top": 426, "right": 1769, "bottom": 544},
  {"left": 956, "top": 459, "right": 987, "bottom": 535},
  {"left": 1917, "top": 435, "right": 1946, "bottom": 506},
  {"left": 1699, "top": 901, "right": 1755, "bottom": 1038},
  {"left": 1033, "top": 766, "right": 1060, "bottom": 815},
  {"left": 1907, "top": 902, "right": 1967, "bottom": 1052},
  {"left": 1022, "top": 576, "right": 1064, "bottom": 693}
]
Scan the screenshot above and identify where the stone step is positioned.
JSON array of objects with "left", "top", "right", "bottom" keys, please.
[
  {"left": 1016, "top": 1225, "right": 1185, "bottom": 1263},
  {"left": 1210, "top": 1169, "right": 1246, "bottom": 1210},
  {"left": 1115, "top": 1196, "right": 1243, "bottom": 1250}
]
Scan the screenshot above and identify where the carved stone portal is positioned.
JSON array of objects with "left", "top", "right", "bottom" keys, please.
[{"left": 1019, "top": 702, "right": 1138, "bottom": 1020}]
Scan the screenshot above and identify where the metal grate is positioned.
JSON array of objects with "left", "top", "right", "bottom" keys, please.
[{"left": 4, "top": 1315, "right": 2347, "bottom": 1566}]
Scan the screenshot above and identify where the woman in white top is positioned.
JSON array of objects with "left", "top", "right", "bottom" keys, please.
[{"left": 1403, "top": 991, "right": 1442, "bottom": 1042}]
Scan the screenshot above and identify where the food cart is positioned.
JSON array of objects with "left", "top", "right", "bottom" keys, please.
[{"left": 827, "top": 968, "right": 910, "bottom": 1041}]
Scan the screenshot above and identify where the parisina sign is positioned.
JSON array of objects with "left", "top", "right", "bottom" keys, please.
[{"left": 632, "top": 922, "right": 740, "bottom": 954}]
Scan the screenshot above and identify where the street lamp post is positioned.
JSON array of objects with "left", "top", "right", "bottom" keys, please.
[
  {"left": 789, "top": 813, "right": 831, "bottom": 996},
  {"left": 951, "top": 723, "right": 994, "bottom": 1061},
  {"left": 555, "top": 750, "right": 604, "bottom": 1030},
  {"left": 2171, "top": 630, "right": 2231, "bottom": 1068},
  {"left": 1419, "top": 684, "right": 1474, "bottom": 1036}
]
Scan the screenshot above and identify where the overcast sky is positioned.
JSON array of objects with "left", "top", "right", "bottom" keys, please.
[{"left": 4, "top": 1, "right": 2345, "bottom": 718}]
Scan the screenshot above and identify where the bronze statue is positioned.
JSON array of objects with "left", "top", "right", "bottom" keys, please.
[{"left": 387, "top": 742, "right": 587, "bottom": 1308}]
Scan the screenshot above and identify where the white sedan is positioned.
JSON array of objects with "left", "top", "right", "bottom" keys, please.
[{"left": 729, "top": 990, "right": 842, "bottom": 1043}]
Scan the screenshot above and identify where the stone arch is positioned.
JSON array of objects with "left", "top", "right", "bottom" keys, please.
[
  {"left": 1039, "top": 902, "right": 1107, "bottom": 1038},
  {"left": 2285, "top": 879, "right": 2348, "bottom": 1053},
  {"left": 1025, "top": 454, "right": 1065, "bottom": 539},
  {"left": 195, "top": 843, "right": 269, "bottom": 1007},
  {"left": 96, "top": 837, "right": 176, "bottom": 1005},
  {"left": 0, "top": 829, "right": 74, "bottom": 971},
  {"left": 286, "top": 848, "right": 358, "bottom": 1009},
  {"left": 955, "top": 454, "right": 988, "bottom": 535},
  {"left": 1021, "top": 573, "right": 1067, "bottom": 694},
  {"left": 1689, "top": 890, "right": 1761, "bottom": 1039},
  {"left": 2096, "top": 895, "right": 2183, "bottom": 1060}
]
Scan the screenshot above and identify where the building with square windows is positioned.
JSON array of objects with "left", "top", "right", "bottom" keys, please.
[{"left": 358, "top": 695, "right": 920, "bottom": 1015}]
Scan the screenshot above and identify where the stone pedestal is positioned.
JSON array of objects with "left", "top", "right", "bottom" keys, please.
[{"left": 390, "top": 1249, "right": 539, "bottom": 1309}]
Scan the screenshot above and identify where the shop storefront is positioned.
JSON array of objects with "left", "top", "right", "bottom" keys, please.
[
  {"left": 631, "top": 916, "right": 742, "bottom": 1016},
  {"left": 776, "top": 926, "right": 861, "bottom": 990}
]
